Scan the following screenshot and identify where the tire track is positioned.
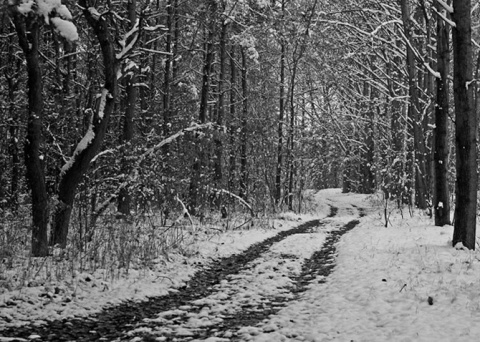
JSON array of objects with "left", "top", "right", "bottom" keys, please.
[
  {"left": 126, "top": 216, "right": 361, "bottom": 341},
  {"left": 0, "top": 208, "right": 340, "bottom": 342}
]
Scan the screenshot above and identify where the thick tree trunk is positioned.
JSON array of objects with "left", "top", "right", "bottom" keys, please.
[
  {"left": 52, "top": 2, "right": 119, "bottom": 248},
  {"left": 433, "top": 1, "right": 451, "bottom": 226},
  {"left": 10, "top": 9, "right": 49, "bottom": 256},
  {"left": 452, "top": 0, "right": 476, "bottom": 250}
]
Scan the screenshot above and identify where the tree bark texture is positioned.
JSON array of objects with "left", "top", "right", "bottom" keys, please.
[
  {"left": 118, "top": 0, "right": 138, "bottom": 215},
  {"left": 452, "top": 0, "right": 477, "bottom": 250},
  {"left": 239, "top": 49, "right": 248, "bottom": 200},
  {"left": 10, "top": 9, "right": 49, "bottom": 256},
  {"left": 228, "top": 45, "right": 237, "bottom": 192},
  {"left": 433, "top": 0, "right": 451, "bottom": 226},
  {"left": 275, "top": 40, "right": 285, "bottom": 206}
]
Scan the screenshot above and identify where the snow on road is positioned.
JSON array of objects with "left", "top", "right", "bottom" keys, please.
[
  {"left": 126, "top": 226, "right": 333, "bottom": 340},
  {"left": 238, "top": 191, "right": 480, "bottom": 342},
  {"left": 2, "top": 189, "right": 480, "bottom": 342}
]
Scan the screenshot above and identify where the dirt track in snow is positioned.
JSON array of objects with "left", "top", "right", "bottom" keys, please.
[{"left": 0, "top": 205, "right": 364, "bottom": 342}]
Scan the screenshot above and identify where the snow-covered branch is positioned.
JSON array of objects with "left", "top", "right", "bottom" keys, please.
[
  {"left": 432, "top": 6, "right": 456, "bottom": 27},
  {"left": 116, "top": 19, "right": 141, "bottom": 60},
  {"left": 90, "top": 123, "right": 217, "bottom": 220},
  {"left": 60, "top": 88, "right": 110, "bottom": 176},
  {"left": 205, "top": 187, "right": 255, "bottom": 217},
  {"left": 12, "top": 0, "right": 78, "bottom": 41},
  {"left": 436, "top": 0, "right": 453, "bottom": 14},
  {"left": 370, "top": 19, "right": 402, "bottom": 36}
]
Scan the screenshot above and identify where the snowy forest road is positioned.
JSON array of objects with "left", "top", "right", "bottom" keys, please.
[{"left": 0, "top": 203, "right": 365, "bottom": 342}]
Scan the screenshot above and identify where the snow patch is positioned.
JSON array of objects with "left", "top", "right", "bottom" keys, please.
[
  {"left": 60, "top": 125, "right": 95, "bottom": 176},
  {"left": 50, "top": 17, "right": 78, "bottom": 41},
  {"left": 14, "top": 0, "right": 77, "bottom": 41}
]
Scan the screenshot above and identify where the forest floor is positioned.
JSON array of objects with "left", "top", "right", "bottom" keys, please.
[{"left": 1, "top": 189, "right": 480, "bottom": 341}]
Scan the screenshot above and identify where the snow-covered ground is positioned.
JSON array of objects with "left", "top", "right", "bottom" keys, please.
[
  {"left": 240, "top": 192, "right": 480, "bottom": 342},
  {"left": 2, "top": 189, "right": 480, "bottom": 342},
  {"left": 0, "top": 191, "right": 329, "bottom": 331}
]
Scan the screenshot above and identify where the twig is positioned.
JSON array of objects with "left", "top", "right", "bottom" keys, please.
[
  {"left": 205, "top": 186, "right": 255, "bottom": 217},
  {"left": 175, "top": 195, "right": 194, "bottom": 226}
]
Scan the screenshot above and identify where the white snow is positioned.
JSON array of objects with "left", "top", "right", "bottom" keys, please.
[
  {"left": 2, "top": 189, "right": 480, "bottom": 342},
  {"left": 13, "top": 0, "right": 77, "bottom": 41},
  {"left": 60, "top": 124, "right": 95, "bottom": 175},
  {"left": 97, "top": 88, "right": 109, "bottom": 119},
  {"left": 50, "top": 17, "right": 78, "bottom": 41},
  {"left": 16, "top": 0, "right": 34, "bottom": 15}
]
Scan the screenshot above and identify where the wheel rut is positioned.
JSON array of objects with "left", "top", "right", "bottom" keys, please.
[{"left": 0, "top": 205, "right": 363, "bottom": 342}]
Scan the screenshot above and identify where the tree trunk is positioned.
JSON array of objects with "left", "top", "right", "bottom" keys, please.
[
  {"left": 189, "top": 0, "right": 216, "bottom": 214},
  {"left": 275, "top": 35, "right": 286, "bottom": 206},
  {"left": 52, "top": 2, "right": 119, "bottom": 248},
  {"left": 452, "top": 0, "right": 476, "bottom": 250},
  {"left": 287, "top": 69, "right": 296, "bottom": 210},
  {"left": 433, "top": 0, "right": 451, "bottom": 226},
  {"left": 10, "top": 8, "right": 49, "bottom": 256},
  {"left": 400, "top": 0, "right": 428, "bottom": 209},
  {"left": 118, "top": 0, "right": 137, "bottom": 216},
  {"left": 239, "top": 48, "right": 248, "bottom": 200},
  {"left": 214, "top": 16, "right": 227, "bottom": 186},
  {"left": 228, "top": 44, "right": 237, "bottom": 192}
]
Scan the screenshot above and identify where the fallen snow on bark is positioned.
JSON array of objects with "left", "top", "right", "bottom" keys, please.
[{"left": 60, "top": 123, "right": 95, "bottom": 176}]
